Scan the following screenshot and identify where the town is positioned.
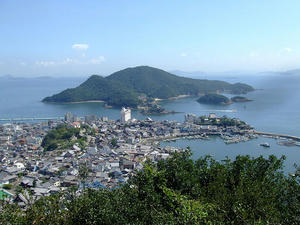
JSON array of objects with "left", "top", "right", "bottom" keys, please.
[{"left": 0, "top": 108, "right": 256, "bottom": 205}]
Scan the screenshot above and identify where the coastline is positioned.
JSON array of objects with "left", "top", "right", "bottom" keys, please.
[{"left": 154, "top": 94, "right": 191, "bottom": 102}]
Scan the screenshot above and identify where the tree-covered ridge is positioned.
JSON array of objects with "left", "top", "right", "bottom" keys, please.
[
  {"left": 42, "top": 66, "right": 254, "bottom": 107},
  {"left": 42, "top": 75, "right": 140, "bottom": 107},
  {"left": 1, "top": 151, "right": 299, "bottom": 224},
  {"left": 197, "top": 93, "right": 231, "bottom": 105}
]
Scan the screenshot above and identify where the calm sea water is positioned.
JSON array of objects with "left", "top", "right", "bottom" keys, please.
[{"left": 0, "top": 74, "right": 299, "bottom": 172}]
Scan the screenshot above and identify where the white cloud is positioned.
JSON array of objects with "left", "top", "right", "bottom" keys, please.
[
  {"left": 72, "top": 44, "right": 89, "bottom": 50},
  {"left": 249, "top": 51, "right": 259, "bottom": 57},
  {"left": 277, "top": 47, "right": 293, "bottom": 56},
  {"left": 89, "top": 56, "right": 105, "bottom": 64},
  {"left": 283, "top": 47, "right": 292, "bottom": 53},
  {"left": 20, "top": 62, "right": 27, "bottom": 66},
  {"left": 36, "top": 61, "right": 56, "bottom": 67},
  {"left": 62, "top": 58, "right": 74, "bottom": 64},
  {"left": 35, "top": 56, "right": 105, "bottom": 67},
  {"left": 180, "top": 52, "right": 187, "bottom": 57}
]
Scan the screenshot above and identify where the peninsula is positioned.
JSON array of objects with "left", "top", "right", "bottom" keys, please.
[{"left": 42, "top": 66, "right": 254, "bottom": 112}]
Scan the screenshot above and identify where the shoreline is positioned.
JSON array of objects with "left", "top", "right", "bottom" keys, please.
[{"left": 154, "top": 94, "right": 191, "bottom": 102}]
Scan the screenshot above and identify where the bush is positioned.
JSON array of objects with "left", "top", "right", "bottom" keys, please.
[{"left": 2, "top": 184, "right": 12, "bottom": 190}]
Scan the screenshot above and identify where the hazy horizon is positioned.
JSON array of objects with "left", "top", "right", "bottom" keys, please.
[{"left": 0, "top": 65, "right": 293, "bottom": 79}]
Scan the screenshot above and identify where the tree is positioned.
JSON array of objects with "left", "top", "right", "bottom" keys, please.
[
  {"left": 111, "top": 138, "right": 117, "bottom": 147},
  {"left": 78, "top": 162, "right": 89, "bottom": 189},
  {"left": 2, "top": 184, "right": 12, "bottom": 190}
]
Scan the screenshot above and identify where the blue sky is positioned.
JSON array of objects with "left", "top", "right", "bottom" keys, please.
[{"left": 1, "top": 0, "right": 300, "bottom": 76}]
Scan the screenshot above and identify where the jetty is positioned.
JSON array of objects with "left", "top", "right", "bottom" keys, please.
[{"left": 254, "top": 131, "right": 300, "bottom": 142}]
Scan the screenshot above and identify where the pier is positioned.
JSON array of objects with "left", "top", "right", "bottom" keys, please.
[{"left": 254, "top": 130, "right": 300, "bottom": 142}]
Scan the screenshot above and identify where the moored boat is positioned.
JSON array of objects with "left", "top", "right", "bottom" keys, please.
[{"left": 260, "top": 142, "right": 270, "bottom": 147}]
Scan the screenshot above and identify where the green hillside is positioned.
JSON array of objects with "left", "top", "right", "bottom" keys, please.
[
  {"left": 42, "top": 75, "right": 140, "bottom": 107},
  {"left": 43, "top": 66, "right": 254, "bottom": 107}
]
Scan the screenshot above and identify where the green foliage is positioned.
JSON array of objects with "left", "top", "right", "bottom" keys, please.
[
  {"left": 0, "top": 201, "right": 24, "bottom": 224},
  {"left": 197, "top": 93, "right": 231, "bottom": 105},
  {"left": 43, "top": 66, "right": 254, "bottom": 107},
  {"left": 41, "top": 125, "right": 82, "bottom": 151},
  {"left": 155, "top": 152, "right": 300, "bottom": 224},
  {"left": 230, "top": 82, "right": 255, "bottom": 94},
  {"left": 1, "top": 151, "right": 299, "bottom": 224},
  {"left": 110, "top": 138, "right": 117, "bottom": 147},
  {"left": 2, "top": 184, "right": 12, "bottom": 190},
  {"left": 78, "top": 162, "right": 89, "bottom": 186},
  {"left": 80, "top": 124, "right": 96, "bottom": 136},
  {"left": 196, "top": 115, "right": 246, "bottom": 127},
  {"left": 141, "top": 104, "right": 165, "bottom": 114}
]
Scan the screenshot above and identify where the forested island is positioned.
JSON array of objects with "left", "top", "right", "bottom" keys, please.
[
  {"left": 42, "top": 66, "right": 254, "bottom": 111},
  {"left": 197, "top": 94, "right": 253, "bottom": 105},
  {"left": 197, "top": 94, "right": 231, "bottom": 105}
]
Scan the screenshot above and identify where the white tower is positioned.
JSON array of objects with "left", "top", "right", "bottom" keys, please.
[{"left": 121, "top": 107, "right": 131, "bottom": 123}]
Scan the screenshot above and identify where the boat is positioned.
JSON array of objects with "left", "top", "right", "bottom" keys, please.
[
  {"left": 295, "top": 142, "right": 300, "bottom": 147},
  {"left": 260, "top": 142, "right": 270, "bottom": 148}
]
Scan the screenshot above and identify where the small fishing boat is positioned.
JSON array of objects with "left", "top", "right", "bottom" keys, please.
[{"left": 260, "top": 142, "right": 270, "bottom": 148}]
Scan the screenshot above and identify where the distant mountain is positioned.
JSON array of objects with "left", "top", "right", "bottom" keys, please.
[{"left": 43, "top": 66, "right": 254, "bottom": 107}]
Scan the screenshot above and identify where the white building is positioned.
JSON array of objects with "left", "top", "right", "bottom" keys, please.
[
  {"left": 65, "top": 112, "right": 73, "bottom": 122},
  {"left": 121, "top": 107, "right": 131, "bottom": 123},
  {"left": 85, "top": 115, "right": 97, "bottom": 124},
  {"left": 184, "top": 113, "right": 196, "bottom": 123},
  {"left": 209, "top": 113, "right": 217, "bottom": 119}
]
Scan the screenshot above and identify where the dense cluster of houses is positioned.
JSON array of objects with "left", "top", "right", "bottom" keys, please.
[{"left": 0, "top": 111, "right": 254, "bottom": 205}]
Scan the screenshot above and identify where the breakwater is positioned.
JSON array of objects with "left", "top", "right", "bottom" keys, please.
[{"left": 254, "top": 131, "right": 300, "bottom": 142}]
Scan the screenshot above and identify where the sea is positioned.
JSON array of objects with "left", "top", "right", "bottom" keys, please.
[{"left": 0, "top": 73, "right": 299, "bottom": 173}]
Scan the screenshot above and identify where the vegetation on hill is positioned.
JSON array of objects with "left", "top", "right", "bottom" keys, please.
[
  {"left": 42, "top": 75, "right": 140, "bottom": 107},
  {"left": 1, "top": 150, "right": 299, "bottom": 224},
  {"left": 197, "top": 93, "right": 231, "bottom": 105},
  {"left": 42, "top": 66, "right": 254, "bottom": 107},
  {"left": 231, "top": 95, "right": 252, "bottom": 102},
  {"left": 41, "top": 124, "right": 89, "bottom": 151},
  {"left": 197, "top": 115, "right": 249, "bottom": 128},
  {"left": 227, "top": 82, "right": 254, "bottom": 94}
]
